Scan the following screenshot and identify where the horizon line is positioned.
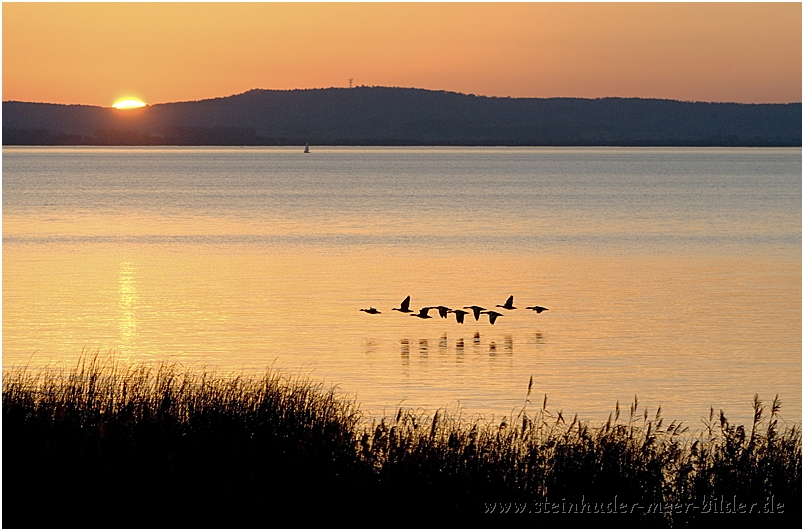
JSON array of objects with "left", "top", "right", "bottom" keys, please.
[{"left": 4, "top": 86, "right": 802, "bottom": 109}]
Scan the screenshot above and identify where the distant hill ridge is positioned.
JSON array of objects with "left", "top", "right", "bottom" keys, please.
[{"left": 3, "top": 86, "right": 801, "bottom": 146}]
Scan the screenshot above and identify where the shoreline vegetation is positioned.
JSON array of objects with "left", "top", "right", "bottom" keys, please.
[{"left": 4, "top": 355, "right": 801, "bottom": 528}]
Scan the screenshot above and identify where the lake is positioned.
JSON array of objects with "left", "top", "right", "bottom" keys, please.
[{"left": 3, "top": 146, "right": 801, "bottom": 427}]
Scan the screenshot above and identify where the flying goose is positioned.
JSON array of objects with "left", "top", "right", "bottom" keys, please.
[
  {"left": 359, "top": 307, "right": 381, "bottom": 314},
  {"left": 393, "top": 296, "right": 414, "bottom": 313},
  {"left": 526, "top": 305, "right": 549, "bottom": 314},
  {"left": 448, "top": 309, "right": 470, "bottom": 324},
  {"left": 496, "top": 295, "right": 516, "bottom": 310},
  {"left": 463, "top": 305, "right": 486, "bottom": 321},
  {"left": 434, "top": 306, "right": 451, "bottom": 318},
  {"left": 411, "top": 307, "right": 434, "bottom": 319},
  {"left": 480, "top": 310, "right": 504, "bottom": 325}
]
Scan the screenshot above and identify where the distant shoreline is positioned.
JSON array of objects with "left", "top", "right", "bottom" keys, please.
[
  {"left": 4, "top": 139, "right": 801, "bottom": 148},
  {"left": 4, "top": 87, "right": 801, "bottom": 147}
]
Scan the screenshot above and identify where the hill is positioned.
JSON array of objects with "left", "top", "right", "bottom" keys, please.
[{"left": 3, "top": 87, "right": 801, "bottom": 146}]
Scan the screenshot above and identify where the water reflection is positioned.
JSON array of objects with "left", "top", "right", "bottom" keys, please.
[
  {"left": 364, "top": 339, "right": 378, "bottom": 355},
  {"left": 118, "top": 262, "right": 137, "bottom": 352},
  {"left": 400, "top": 339, "right": 410, "bottom": 358},
  {"left": 393, "top": 333, "right": 517, "bottom": 360},
  {"left": 419, "top": 339, "right": 428, "bottom": 356}
]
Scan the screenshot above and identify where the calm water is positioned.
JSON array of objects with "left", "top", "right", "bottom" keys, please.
[{"left": 3, "top": 146, "right": 801, "bottom": 426}]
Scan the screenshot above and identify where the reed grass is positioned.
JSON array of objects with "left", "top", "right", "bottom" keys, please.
[{"left": 4, "top": 354, "right": 800, "bottom": 528}]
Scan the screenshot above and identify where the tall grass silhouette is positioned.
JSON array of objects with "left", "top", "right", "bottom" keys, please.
[{"left": 4, "top": 354, "right": 800, "bottom": 528}]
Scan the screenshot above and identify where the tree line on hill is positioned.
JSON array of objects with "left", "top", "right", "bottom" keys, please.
[{"left": 3, "top": 87, "right": 801, "bottom": 146}]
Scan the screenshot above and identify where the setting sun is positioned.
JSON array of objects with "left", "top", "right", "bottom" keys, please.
[{"left": 112, "top": 98, "right": 146, "bottom": 109}]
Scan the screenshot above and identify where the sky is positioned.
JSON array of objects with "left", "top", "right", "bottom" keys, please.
[{"left": 2, "top": 2, "right": 801, "bottom": 107}]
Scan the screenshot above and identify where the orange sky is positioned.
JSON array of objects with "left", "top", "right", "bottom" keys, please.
[{"left": 3, "top": 2, "right": 801, "bottom": 106}]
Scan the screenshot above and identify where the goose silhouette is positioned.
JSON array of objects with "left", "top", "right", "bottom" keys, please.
[
  {"left": 496, "top": 295, "right": 516, "bottom": 310},
  {"left": 463, "top": 305, "right": 486, "bottom": 321},
  {"left": 393, "top": 296, "right": 414, "bottom": 313},
  {"left": 360, "top": 307, "right": 381, "bottom": 314},
  {"left": 434, "top": 306, "right": 451, "bottom": 318},
  {"left": 480, "top": 310, "right": 504, "bottom": 325},
  {"left": 448, "top": 309, "right": 470, "bottom": 324},
  {"left": 526, "top": 305, "right": 549, "bottom": 314},
  {"left": 411, "top": 307, "right": 434, "bottom": 319}
]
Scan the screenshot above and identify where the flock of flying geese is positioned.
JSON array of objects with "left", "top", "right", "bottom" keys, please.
[{"left": 360, "top": 295, "right": 548, "bottom": 325}]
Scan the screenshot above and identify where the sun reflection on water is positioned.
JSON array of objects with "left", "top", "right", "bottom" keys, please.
[{"left": 118, "top": 261, "right": 137, "bottom": 352}]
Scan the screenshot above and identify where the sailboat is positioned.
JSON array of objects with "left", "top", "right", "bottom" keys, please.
[{"left": 304, "top": 142, "right": 310, "bottom": 154}]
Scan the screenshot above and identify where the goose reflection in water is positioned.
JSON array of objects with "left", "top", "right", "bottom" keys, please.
[
  {"left": 393, "top": 333, "right": 515, "bottom": 360},
  {"left": 363, "top": 339, "right": 379, "bottom": 355},
  {"left": 400, "top": 339, "right": 410, "bottom": 357}
]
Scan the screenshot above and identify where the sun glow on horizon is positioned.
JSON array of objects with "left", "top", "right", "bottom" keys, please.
[
  {"left": 3, "top": 3, "right": 800, "bottom": 106},
  {"left": 112, "top": 98, "right": 146, "bottom": 109}
]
